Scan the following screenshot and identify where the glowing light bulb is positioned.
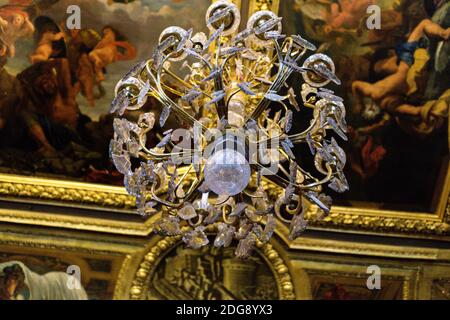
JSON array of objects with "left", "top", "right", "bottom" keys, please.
[{"left": 204, "top": 146, "right": 250, "bottom": 196}]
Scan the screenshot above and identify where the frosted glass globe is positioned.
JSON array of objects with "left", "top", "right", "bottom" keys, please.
[{"left": 204, "top": 148, "right": 251, "bottom": 196}]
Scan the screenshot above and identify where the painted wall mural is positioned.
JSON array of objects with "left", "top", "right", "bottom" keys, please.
[
  {"left": 281, "top": 0, "right": 449, "bottom": 212},
  {"left": 0, "top": 0, "right": 209, "bottom": 184}
]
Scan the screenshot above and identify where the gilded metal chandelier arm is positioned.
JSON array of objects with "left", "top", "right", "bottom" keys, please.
[
  {"left": 174, "top": 164, "right": 195, "bottom": 192},
  {"left": 185, "top": 177, "right": 204, "bottom": 203},
  {"left": 215, "top": 46, "right": 254, "bottom": 119},
  {"left": 155, "top": 54, "right": 208, "bottom": 129},
  {"left": 222, "top": 210, "right": 237, "bottom": 225},
  {"left": 247, "top": 64, "right": 294, "bottom": 122},
  {"left": 194, "top": 53, "right": 214, "bottom": 71},
  {"left": 210, "top": 194, "right": 231, "bottom": 206},
  {"left": 252, "top": 163, "right": 295, "bottom": 189},
  {"left": 243, "top": 189, "right": 265, "bottom": 199},
  {"left": 150, "top": 184, "right": 183, "bottom": 209},
  {"left": 138, "top": 150, "right": 193, "bottom": 163},
  {"left": 283, "top": 37, "right": 308, "bottom": 63},
  {"left": 257, "top": 169, "right": 290, "bottom": 189},
  {"left": 161, "top": 64, "right": 195, "bottom": 90},
  {"left": 274, "top": 39, "right": 283, "bottom": 61},
  {"left": 257, "top": 117, "right": 319, "bottom": 148},
  {"left": 213, "top": 72, "right": 228, "bottom": 119},
  {"left": 150, "top": 171, "right": 203, "bottom": 209},
  {"left": 254, "top": 156, "right": 332, "bottom": 191},
  {"left": 301, "top": 164, "right": 334, "bottom": 189},
  {"left": 288, "top": 119, "right": 321, "bottom": 144},
  {"left": 137, "top": 130, "right": 193, "bottom": 162}
]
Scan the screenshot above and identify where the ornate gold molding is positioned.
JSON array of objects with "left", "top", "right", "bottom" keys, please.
[
  {"left": 248, "top": 0, "right": 280, "bottom": 14},
  {"left": 0, "top": 225, "right": 144, "bottom": 256},
  {"left": 128, "top": 225, "right": 296, "bottom": 300},
  {"left": 113, "top": 254, "right": 137, "bottom": 300},
  {"left": 263, "top": 176, "right": 450, "bottom": 238},
  {"left": 0, "top": 174, "right": 134, "bottom": 209},
  {"left": 273, "top": 222, "right": 450, "bottom": 261},
  {"left": 289, "top": 239, "right": 443, "bottom": 261},
  {"left": 306, "top": 203, "right": 450, "bottom": 237},
  {"left": 0, "top": 206, "right": 158, "bottom": 236}
]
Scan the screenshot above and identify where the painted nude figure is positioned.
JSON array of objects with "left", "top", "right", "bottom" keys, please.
[
  {"left": 29, "top": 27, "right": 65, "bottom": 64},
  {"left": 88, "top": 26, "right": 136, "bottom": 82},
  {"left": 0, "top": 7, "right": 35, "bottom": 57},
  {"left": 326, "top": 0, "right": 375, "bottom": 31},
  {"left": 352, "top": 19, "right": 450, "bottom": 113}
]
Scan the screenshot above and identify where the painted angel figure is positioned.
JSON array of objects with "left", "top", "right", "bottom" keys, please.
[
  {"left": 326, "top": 0, "right": 375, "bottom": 32},
  {"left": 29, "top": 28, "right": 64, "bottom": 63},
  {"left": 291, "top": 0, "right": 374, "bottom": 50},
  {"left": 352, "top": 18, "right": 450, "bottom": 114},
  {"left": 0, "top": 4, "right": 35, "bottom": 57},
  {"left": 65, "top": 27, "right": 100, "bottom": 107},
  {"left": 88, "top": 26, "right": 137, "bottom": 82},
  {"left": 351, "top": 2, "right": 450, "bottom": 137}
]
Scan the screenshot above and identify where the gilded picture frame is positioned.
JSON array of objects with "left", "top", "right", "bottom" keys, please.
[
  {"left": 258, "top": 0, "right": 450, "bottom": 239},
  {"left": 0, "top": 0, "right": 448, "bottom": 240}
]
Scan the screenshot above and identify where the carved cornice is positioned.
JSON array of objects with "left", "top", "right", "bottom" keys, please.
[
  {"left": 272, "top": 221, "right": 450, "bottom": 261},
  {"left": 306, "top": 206, "right": 450, "bottom": 236},
  {"left": 0, "top": 174, "right": 134, "bottom": 209},
  {"left": 290, "top": 239, "right": 441, "bottom": 260},
  {"left": 0, "top": 228, "right": 141, "bottom": 256},
  {"left": 0, "top": 207, "right": 155, "bottom": 236}
]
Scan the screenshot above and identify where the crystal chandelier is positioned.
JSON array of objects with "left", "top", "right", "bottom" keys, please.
[{"left": 110, "top": 1, "right": 348, "bottom": 258}]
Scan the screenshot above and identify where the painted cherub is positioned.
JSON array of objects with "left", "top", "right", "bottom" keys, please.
[
  {"left": 391, "top": 88, "right": 450, "bottom": 137},
  {"left": 0, "top": 7, "right": 35, "bottom": 57},
  {"left": 352, "top": 18, "right": 450, "bottom": 113},
  {"left": 297, "top": 0, "right": 375, "bottom": 50},
  {"left": 29, "top": 24, "right": 65, "bottom": 64},
  {"left": 88, "top": 26, "right": 136, "bottom": 82},
  {"left": 325, "top": 0, "right": 375, "bottom": 33}
]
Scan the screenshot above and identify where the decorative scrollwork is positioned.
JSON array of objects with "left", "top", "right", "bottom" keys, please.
[{"left": 129, "top": 224, "right": 295, "bottom": 300}]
